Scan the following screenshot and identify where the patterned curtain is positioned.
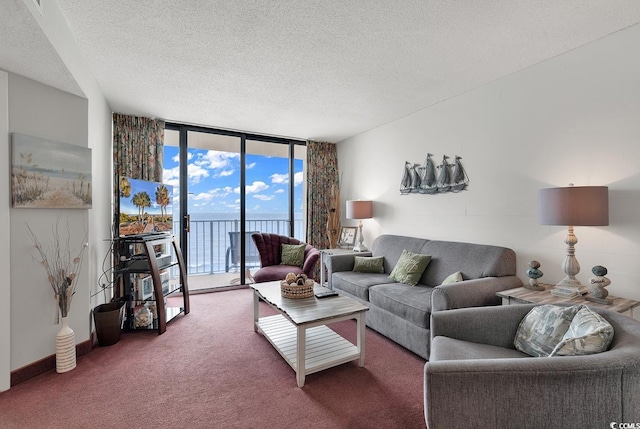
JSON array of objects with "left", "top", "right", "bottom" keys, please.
[
  {"left": 113, "top": 113, "right": 165, "bottom": 182},
  {"left": 306, "top": 140, "right": 339, "bottom": 251}
]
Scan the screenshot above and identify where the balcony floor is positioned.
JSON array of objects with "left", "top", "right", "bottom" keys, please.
[{"left": 188, "top": 270, "right": 255, "bottom": 293}]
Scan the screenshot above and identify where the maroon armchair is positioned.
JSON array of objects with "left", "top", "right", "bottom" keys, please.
[{"left": 251, "top": 233, "right": 320, "bottom": 283}]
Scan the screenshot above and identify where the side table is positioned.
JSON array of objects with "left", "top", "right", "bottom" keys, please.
[
  {"left": 497, "top": 284, "right": 640, "bottom": 318},
  {"left": 319, "top": 248, "right": 360, "bottom": 288}
]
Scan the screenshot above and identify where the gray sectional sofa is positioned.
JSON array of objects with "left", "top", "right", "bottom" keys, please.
[{"left": 324, "top": 234, "right": 522, "bottom": 359}]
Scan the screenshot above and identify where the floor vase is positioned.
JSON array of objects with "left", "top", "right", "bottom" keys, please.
[{"left": 56, "top": 316, "right": 76, "bottom": 373}]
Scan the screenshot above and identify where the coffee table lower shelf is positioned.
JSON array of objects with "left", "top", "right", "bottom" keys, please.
[{"left": 256, "top": 314, "right": 362, "bottom": 386}]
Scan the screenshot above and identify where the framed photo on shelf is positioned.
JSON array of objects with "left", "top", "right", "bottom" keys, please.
[{"left": 338, "top": 226, "right": 357, "bottom": 248}]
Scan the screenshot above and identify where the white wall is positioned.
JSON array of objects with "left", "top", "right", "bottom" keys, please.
[
  {"left": 0, "top": 0, "right": 112, "bottom": 387},
  {"left": 0, "top": 71, "right": 11, "bottom": 391},
  {"left": 8, "top": 73, "right": 89, "bottom": 370},
  {"left": 338, "top": 24, "right": 640, "bottom": 308}
]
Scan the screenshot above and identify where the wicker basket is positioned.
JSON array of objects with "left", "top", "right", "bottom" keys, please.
[{"left": 280, "top": 279, "right": 314, "bottom": 299}]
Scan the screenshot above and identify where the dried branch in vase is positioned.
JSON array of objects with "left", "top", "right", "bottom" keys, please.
[
  {"left": 27, "top": 218, "right": 88, "bottom": 322},
  {"left": 326, "top": 183, "right": 340, "bottom": 249}
]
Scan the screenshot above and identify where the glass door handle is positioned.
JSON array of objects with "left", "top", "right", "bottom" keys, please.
[{"left": 184, "top": 214, "right": 190, "bottom": 233}]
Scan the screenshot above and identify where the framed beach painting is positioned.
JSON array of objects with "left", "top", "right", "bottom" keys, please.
[{"left": 11, "top": 133, "right": 92, "bottom": 209}]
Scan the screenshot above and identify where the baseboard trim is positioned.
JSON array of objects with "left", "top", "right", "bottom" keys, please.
[{"left": 10, "top": 335, "right": 95, "bottom": 387}]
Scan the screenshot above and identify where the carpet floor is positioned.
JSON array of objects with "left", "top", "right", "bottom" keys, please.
[{"left": 0, "top": 288, "right": 427, "bottom": 429}]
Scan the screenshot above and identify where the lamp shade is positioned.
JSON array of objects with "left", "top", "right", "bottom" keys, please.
[
  {"left": 538, "top": 186, "right": 609, "bottom": 226},
  {"left": 346, "top": 200, "right": 373, "bottom": 220}
]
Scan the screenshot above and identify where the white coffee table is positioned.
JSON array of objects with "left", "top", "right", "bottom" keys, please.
[{"left": 251, "top": 281, "right": 369, "bottom": 387}]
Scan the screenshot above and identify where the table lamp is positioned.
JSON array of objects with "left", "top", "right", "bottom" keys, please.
[
  {"left": 346, "top": 200, "right": 373, "bottom": 252},
  {"left": 538, "top": 184, "right": 609, "bottom": 297}
]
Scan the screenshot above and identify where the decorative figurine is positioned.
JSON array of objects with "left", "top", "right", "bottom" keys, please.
[
  {"left": 586, "top": 265, "right": 613, "bottom": 305},
  {"left": 525, "top": 260, "right": 545, "bottom": 291}
]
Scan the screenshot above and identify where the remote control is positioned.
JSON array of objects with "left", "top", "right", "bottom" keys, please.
[{"left": 315, "top": 290, "right": 339, "bottom": 299}]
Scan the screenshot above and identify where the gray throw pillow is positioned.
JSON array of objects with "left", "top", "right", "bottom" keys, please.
[
  {"left": 280, "top": 243, "right": 305, "bottom": 267},
  {"left": 353, "top": 256, "right": 384, "bottom": 273},
  {"left": 388, "top": 249, "right": 431, "bottom": 286}
]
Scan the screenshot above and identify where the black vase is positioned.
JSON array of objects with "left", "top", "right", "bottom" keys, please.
[{"left": 93, "top": 301, "right": 125, "bottom": 346}]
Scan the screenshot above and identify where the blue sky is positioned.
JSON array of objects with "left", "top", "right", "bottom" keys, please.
[{"left": 162, "top": 146, "right": 303, "bottom": 214}]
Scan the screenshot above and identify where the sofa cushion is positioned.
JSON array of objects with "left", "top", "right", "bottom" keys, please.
[
  {"left": 353, "top": 256, "right": 385, "bottom": 273},
  {"left": 332, "top": 271, "right": 395, "bottom": 301},
  {"left": 430, "top": 336, "right": 530, "bottom": 361},
  {"left": 369, "top": 283, "right": 433, "bottom": 329},
  {"left": 280, "top": 243, "right": 305, "bottom": 267},
  {"left": 441, "top": 271, "right": 463, "bottom": 285},
  {"left": 514, "top": 304, "right": 582, "bottom": 357},
  {"left": 550, "top": 305, "right": 614, "bottom": 357},
  {"left": 253, "top": 265, "right": 304, "bottom": 283},
  {"left": 388, "top": 249, "right": 431, "bottom": 286}
]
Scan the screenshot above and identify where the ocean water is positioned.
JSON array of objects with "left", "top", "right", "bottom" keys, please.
[{"left": 173, "top": 213, "right": 304, "bottom": 273}]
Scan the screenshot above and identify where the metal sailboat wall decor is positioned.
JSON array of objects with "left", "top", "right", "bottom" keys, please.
[{"left": 400, "top": 153, "right": 469, "bottom": 195}]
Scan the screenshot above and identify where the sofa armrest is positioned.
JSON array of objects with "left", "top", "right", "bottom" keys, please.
[
  {"left": 431, "top": 275, "right": 522, "bottom": 312},
  {"left": 324, "top": 252, "right": 372, "bottom": 288},
  {"left": 430, "top": 304, "right": 536, "bottom": 349}
]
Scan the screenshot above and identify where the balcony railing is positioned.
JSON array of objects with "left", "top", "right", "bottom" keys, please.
[{"left": 173, "top": 218, "right": 304, "bottom": 275}]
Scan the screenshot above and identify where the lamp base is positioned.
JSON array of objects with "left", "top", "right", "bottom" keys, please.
[{"left": 353, "top": 244, "right": 368, "bottom": 252}]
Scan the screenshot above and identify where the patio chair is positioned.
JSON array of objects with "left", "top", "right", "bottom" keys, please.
[{"left": 225, "top": 231, "right": 261, "bottom": 272}]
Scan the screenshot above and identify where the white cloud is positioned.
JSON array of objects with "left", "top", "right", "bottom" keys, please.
[
  {"left": 217, "top": 169, "right": 234, "bottom": 177},
  {"left": 246, "top": 162, "right": 256, "bottom": 169},
  {"left": 163, "top": 165, "right": 180, "bottom": 187},
  {"left": 254, "top": 194, "right": 275, "bottom": 201},
  {"left": 270, "top": 171, "right": 303, "bottom": 186},
  {"left": 187, "top": 162, "right": 209, "bottom": 184},
  {"left": 275, "top": 189, "right": 285, "bottom": 194},
  {"left": 235, "top": 181, "right": 269, "bottom": 194},
  {"left": 190, "top": 187, "right": 233, "bottom": 201},
  {"left": 172, "top": 152, "right": 193, "bottom": 163},
  {"left": 270, "top": 173, "right": 288, "bottom": 184},
  {"left": 203, "top": 150, "right": 239, "bottom": 169}
]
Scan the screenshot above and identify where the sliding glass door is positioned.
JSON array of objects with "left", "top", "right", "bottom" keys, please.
[{"left": 164, "top": 124, "right": 305, "bottom": 291}]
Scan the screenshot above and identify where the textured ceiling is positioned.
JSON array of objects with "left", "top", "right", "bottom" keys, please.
[
  {"left": 0, "top": 0, "right": 82, "bottom": 97},
  {"left": 4, "top": 1, "right": 640, "bottom": 142}
]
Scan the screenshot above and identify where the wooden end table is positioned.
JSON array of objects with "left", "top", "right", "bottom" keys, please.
[{"left": 497, "top": 284, "right": 640, "bottom": 317}]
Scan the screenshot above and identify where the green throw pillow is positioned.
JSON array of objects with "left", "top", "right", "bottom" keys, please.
[
  {"left": 280, "top": 243, "right": 306, "bottom": 267},
  {"left": 353, "top": 256, "right": 384, "bottom": 273},
  {"left": 388, "top": 249, "right": 431, "bottom": 286},
  {"left": 441, "top": 271, "right": 463, "bottom": 285}
]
